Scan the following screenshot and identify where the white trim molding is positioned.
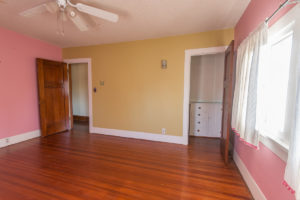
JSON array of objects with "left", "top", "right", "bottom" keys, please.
[
  {"left": 259, "top": 135, "right": 288, "bottom": 162},
  {"left": 183, "top": 46, "right": 227, "bottom": 145},
  {"left": 0, "top": 130, "right": 41, "bottom": 149},
  {"left": 91, "top": 127, "right": 187, "bottom": 145},
  {"left": 233, "top": 150, "right": 267, "bottom": 200},
  {"left": 64, "top": 58, "right": 93, "bottom": 133}
]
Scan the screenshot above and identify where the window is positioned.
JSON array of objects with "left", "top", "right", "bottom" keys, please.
[{"left": 256, "top": 22, "right": 295, "bottom": 149}]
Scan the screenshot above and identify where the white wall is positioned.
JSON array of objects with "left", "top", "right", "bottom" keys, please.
[
  {"left": 71, "top": 63, "right": 89, "bottom": 116},
  {"left": 190, "top": 53, "right": 225, "bottom": 102}
]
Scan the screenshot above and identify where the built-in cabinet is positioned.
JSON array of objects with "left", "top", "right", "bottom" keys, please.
[
  {"left": 189, "top": 102, "right": 222, "bottom": 137},
  {"left": 189, "top": 53, "right": 224, "bottom": 138}
]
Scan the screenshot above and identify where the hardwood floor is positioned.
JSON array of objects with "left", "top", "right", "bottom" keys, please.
[{"left": 0, "top": 123, "right": 252, "bottom": 200}]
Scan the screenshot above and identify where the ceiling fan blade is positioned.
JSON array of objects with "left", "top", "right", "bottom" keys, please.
[
  {"left": 75, "top": 3, "right": 119, "bottom": 23},
  {"left": 20, "top": 1, "right": 57, "bottom": 17},
  {"left": 66, "top": 7, "right": 93, "bottom": 31},
  {"left": 57, "top": 9, "right": 65, "bottom": 36},
  {"left": 20, "top": 3, "right": 48, "bottom": 17},
  {"left": 44, "top": 1, "right": 59, "bottom": 14}
]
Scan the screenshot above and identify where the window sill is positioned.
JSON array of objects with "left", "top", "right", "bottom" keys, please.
[{"left": 259, "top": 134, "right": 288, "bottom": 162}]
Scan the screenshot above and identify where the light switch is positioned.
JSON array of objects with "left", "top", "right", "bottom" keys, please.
[{"left": 100, "top": 81, "right": 105, "bottom": 86}]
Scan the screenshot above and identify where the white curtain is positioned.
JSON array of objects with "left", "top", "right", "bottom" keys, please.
[
  {"left": 231, "top": 23, "right": 268, "bottom": 147},
  {"left": 285, "top": 89, "right": 300, "bottom": 198},
  {"left": 284, "top": 11, "right": 300, "bottom": 199}
]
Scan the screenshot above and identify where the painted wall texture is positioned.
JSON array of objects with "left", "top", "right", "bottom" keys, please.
[
  {"left": 234, "top": 0, "right": 296, "bottom": 199},
  {"left": 63, "top": 29, "right": 234, "bottom": 136},
  {"left": 0, "top": 27, "right": 62, "bottom": 139}
]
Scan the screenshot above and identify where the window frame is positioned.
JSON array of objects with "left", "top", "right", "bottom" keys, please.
[
  {"left": 258, "top": 5, "right": 300, "bottom": 161},
  {"left": 259, "top": 23, "right": 294, "bottom": 146}
]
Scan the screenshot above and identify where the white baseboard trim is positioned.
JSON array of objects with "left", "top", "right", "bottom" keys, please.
[
  {"left": 91, "top": 127, "right": 187, "bottom": 145},
  {"left": 0, "top": 130, "right": 41, "bottom": 148},
  {"left": 233, "top": 150, "right": 267, "bottom": 200}
]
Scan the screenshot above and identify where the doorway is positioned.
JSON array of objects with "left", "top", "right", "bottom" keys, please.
[
  {"left": 189, "top": 53, "right": 225, "bottom": 138},
  {"left": 64, "top": 58, "right": 93, "bottom": 133},
  {"left": 183, "top": 46, "right": 227, "bottom": 144},
  {"left": 183, "top": 44, "right": 235, "bottom": 163},
  {"left": 70, "top": 63, "right": 89, "bottom": 128}
]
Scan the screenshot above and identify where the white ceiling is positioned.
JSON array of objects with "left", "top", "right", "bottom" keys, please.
[{"left": 0, "top": 0, "right": 250, "bottom": 48}]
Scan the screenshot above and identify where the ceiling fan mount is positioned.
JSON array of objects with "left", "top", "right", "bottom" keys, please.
[
  {"left": 20, "top": 0, "right": 119, "bottom": 35},
  {"left": 57, "top": 0, "right": 67, "bottom": 9}
]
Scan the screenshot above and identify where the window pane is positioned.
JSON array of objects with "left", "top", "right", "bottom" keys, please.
[{"left": 261, "top": 33, "right": 293, "bottom": 142}]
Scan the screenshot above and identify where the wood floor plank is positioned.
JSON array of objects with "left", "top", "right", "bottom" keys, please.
[{"left": 0, "top": 123, "right": 252, "bottom": 200}]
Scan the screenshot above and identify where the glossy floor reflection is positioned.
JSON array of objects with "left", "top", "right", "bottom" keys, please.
[{"left": 0, "top": 123, "right": 252, "bottom": 200}]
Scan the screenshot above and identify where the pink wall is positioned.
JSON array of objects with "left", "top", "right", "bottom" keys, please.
[
  {"left": 234, "top": 0, "right": 296, "bottom": 199},
  {"left": 235, "top": 138, "right": 295, "bottom": 200},
  {"left": 0, "top": 27, "right": 62, "bottom": 139},
  {"left": 235, "top": 0, "right": 295, "bottom": 49}
]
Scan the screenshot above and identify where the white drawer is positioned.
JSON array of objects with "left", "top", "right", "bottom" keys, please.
[
  {"left": 190, "top": 103, "right": 209, "bottom": 113},
  {"left": 190, "top": 124, "right": 208, "bottom": 136}
]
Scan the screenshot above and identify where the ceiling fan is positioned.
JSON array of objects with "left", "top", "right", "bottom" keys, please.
[{"left": 20, "top": 0, "right": 119, "bottom": 35}]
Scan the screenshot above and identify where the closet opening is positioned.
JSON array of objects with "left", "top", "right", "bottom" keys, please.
[
  {"left": 183, "top": 43, "right": 235, "bottom": 163},
  {"left": 189, "top": 53, "right": 224, "bottom": 138}
]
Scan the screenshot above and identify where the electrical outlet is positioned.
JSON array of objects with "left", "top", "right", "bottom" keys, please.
[{"left": 162, "top": 128, "right": 166, "bottom": 135}]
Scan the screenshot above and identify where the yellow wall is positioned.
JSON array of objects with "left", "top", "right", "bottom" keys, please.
[{"left": 63, "top": 29, "right": 234, "bottom": 136}]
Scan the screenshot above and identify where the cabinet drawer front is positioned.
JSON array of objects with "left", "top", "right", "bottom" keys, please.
[
  {"left": 190, "top": 103, "right": 209, "bottom": 113},
  {"left": 190, "top": 114, "right": 205, "bottom": 122},
  {"left": 190, "top": 121, "right": 208, "bottom": 136},
  {"left": 190, "top": 115, "right": 207, "bottom": 126}
]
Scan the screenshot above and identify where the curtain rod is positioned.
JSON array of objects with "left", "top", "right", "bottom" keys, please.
[{"left": 265, "top": 0, "right": 299, "bottom": 23}]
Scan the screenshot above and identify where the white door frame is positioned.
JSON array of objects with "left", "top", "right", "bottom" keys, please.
[
  {"left": 64, "top": 58, "right": 93, "bottom": 133},
  {"left": 182, "top": 46, "right": 227, "bottom": 145}
]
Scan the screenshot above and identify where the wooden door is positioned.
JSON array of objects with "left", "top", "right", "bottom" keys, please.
[
  {"left": 37, "top": 58, "right": 70, "bottom": 137},
  {"left": 220, "top": 41, "right": 235, "bottom": 164}
]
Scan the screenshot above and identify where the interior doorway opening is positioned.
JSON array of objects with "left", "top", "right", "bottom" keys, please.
[
  {"left": 64, "top": 58, "right": 93, "bottom": 133},
  {"left": 70, "top": 63, "right": 89, "bottom": 128},
  {"left": 189, "top": 53, "right": 225, "bottom": 138},
  {"left": 183, "top": 43, "right": 235, "bottom": 164}
]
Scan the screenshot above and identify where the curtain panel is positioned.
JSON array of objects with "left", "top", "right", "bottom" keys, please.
[
  {"left": 231, "top": 23, "right": 268, "bottom": 148},
  {"left": 284, "top": 10, "right": 300, "bottom": 199}
]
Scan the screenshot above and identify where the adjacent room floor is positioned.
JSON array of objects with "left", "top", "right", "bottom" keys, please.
[{"left": 0, "top": 123, "right": 252, "bottom": 200}]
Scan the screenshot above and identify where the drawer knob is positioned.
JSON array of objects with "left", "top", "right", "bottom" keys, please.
[
  {"left": 198, "top": 121, "right": 200, "bottom": 124},
  {"left": 197, "top": 129, "right": 200, "bottom": 132},
  {"left": 198, "top": 114, "right": 200, "bottom": 116},
  {"left": 198, "top": 107, "right": 201, "bottom": 109}
]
